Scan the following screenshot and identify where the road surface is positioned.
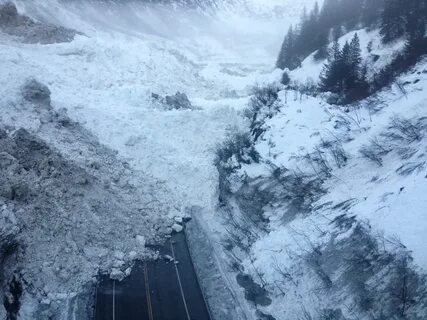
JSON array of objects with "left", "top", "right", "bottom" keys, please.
[{"left": 94, "top": 232, "right": 212, "bottom": 320}]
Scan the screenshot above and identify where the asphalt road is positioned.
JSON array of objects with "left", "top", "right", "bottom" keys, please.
[{"left": 94, "top": 232, "right": 212, "bottom": 320}]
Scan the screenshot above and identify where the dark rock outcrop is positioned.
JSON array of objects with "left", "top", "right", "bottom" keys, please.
[
  {"left": 21, "top": 79, "right": 52, "bottom": 106},
  {"left": 0, "top": 2, "right": 80, "bottom": 44},
  {"left": 165, "top": 92, "right": 193, "bottom": 110}
]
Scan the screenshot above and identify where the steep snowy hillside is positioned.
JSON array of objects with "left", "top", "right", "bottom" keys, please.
[{"left": 214, "top": 27, "right": 427, "bottom": 320}]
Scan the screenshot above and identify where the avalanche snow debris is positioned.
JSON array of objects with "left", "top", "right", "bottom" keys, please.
[
  {"left": 0, "top": 78, "right": 173, "bottom": 318},
  {"left": 0, "top": 0, "right": 352, "bottom": 319}
]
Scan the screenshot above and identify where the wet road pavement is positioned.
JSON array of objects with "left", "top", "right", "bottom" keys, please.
[{"left": 94, "top": 232, "right": 211, "bottom": 320}]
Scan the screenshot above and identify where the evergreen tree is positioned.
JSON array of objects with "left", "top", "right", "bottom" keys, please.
[
  {"left": 380, "top": 0, "right": 407, "bottom": 43},
  {"left": 319, "top": 41, "right": 342, "bottom": 93},
  {"left": 341, "top": 0, "right": 364, "bottom": 29},
  {"left": 348, "top": 33, "right": 369, "bottom": 98},
  {"left": 314, "top": 32, "right": 330, "bottom": 60},
  {"left": 361, "top": 0, "right": 384, "bottom": 28},
  {"left": 405, "top": 0, "right": 427, "bottom": 41},
  {"left": 320, "top": 33, "right": 368, "bottom": 102},
  {"left": 349, "top": 33, "right": 362, "bottom": 69},
  {"left": 276, "top": 26, "right": 300, "bottom": 70}
]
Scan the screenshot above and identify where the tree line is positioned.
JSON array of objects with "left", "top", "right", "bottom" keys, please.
[{"left": 276, "top": 0, "right": 427, "bottom": 103}]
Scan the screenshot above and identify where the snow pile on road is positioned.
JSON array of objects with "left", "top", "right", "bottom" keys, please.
[{"left": 0, "top": 76, "right": 178, "bottom": 319}]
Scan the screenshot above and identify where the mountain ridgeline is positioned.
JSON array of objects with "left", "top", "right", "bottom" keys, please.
[{"left": 277, "top": 0, "right": 427, "bottom": 104}]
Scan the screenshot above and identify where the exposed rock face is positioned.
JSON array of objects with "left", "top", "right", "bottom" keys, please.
[
  {"left": 165, "top": 92, "right": 193, "bottom": 110},
  {"left": 0, "top": 2, "right": 80, "bottom": 44},
  {"left": 0, "top": 1, "right": 18, "bottom": 25},
  {"left": 152, "top": 91, "right": 195, "bottom": 110},
  {"left": 21, "top": 79, "right": 52, "bottom": 106}
]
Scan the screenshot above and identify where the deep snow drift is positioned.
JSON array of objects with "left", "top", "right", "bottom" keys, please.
[{"left": 0, "top": 0, "right": 318, "bottom": 319}]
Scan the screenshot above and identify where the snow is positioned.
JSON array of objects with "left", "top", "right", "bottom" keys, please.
[
  {"left": 0, "top": 0, "right": 321, "bottom": 318},
  {"left": 226, "top": 44, "right": 427, "bottom": 320},
  {"left": 290, "top": 28, "right": 408, "bottom": 84},
  {"left": 3, "top": 0, "right": 424, "bottom": 319},
  {"left": 245, "top": 59, "right": 427, "bottom": 265}
]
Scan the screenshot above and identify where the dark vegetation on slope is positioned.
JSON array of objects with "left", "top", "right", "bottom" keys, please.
[{"left": 277, "top": 0, "right": 427, "bottom": 104}]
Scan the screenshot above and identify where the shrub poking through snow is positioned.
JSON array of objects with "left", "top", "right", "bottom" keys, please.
[
  {"left": 245, "top": 84, "right": 281, "bottom": 142},
  {"left": 215, "top": 131, "right": 259, "bottom": 202},
  {"left": 280, "top": 71, "right": 290, "bottom": 86},
  {"left": 359, "top": 138, "right": 392, "bottom": 166},
  {"left": 360, "top": 116, "right": 426, "bottom": 166},
  {"left": 314, "top": 223, "right": 427, "bottom": 319},
  {"left": 385, "top": 116, "right": 425, "bottom": 143}
]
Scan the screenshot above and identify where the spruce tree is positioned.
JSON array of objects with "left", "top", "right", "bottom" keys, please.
[
  {"left": 276, "top": 26, "right": 299, "bottom": 70},
  {"left": 320, "top": 33, "right": 368, "bottom": 102},
  {"left": 361, "top": 0, "right": 384, "bottom": 28},
  {"left": 349, "top": 33, "right": 362, "bottom": 69},
  {"left": 314, "top": 32, "right": 330, "bottom": 60},
  {"left": 319, "top": 41, "right": 342, "bottom": 93},
  {"left": 349, "top": 33, "right": 369, "bottom": 98},
  {"left": 380, "top": 0, "right": 407, "bottom": 43},
  {"left": 405, "top": 0, "right": 427, "bottom": 41}
]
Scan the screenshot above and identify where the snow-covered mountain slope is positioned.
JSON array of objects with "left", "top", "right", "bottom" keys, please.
[
  {"left": 290, "top": 28, "right": 406, "bottom": 86},
  {"left": 214, "top": 30, "right": 427, "bottom": 320},
  {"left": 0, "top": 0, "right": 321, "bottom": 319}
]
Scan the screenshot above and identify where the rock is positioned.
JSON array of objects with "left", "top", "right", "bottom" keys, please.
[
  {"left": 21, "top": 79, "right": 51, "bottom": 106},
  {"left": 113, "top": 260, "right": 124, "bottom": 268},
  {"left": 55, "top": 108, "right": 73, "bottom": 127},
  {"left": 90, "top": 161, "right": 101, "bottom": 170},
  {"left": 113, "top": 251, "right": 125, "bottom": 260},
  {"left": 151, "top": 93, "right": 161, "bottom": 100},
  {"left": 164, "top": 255, "right": 174, "bottom": 262},
  {"left": 0, "top": 184, "right": 13, "bottom": 200},
  {"left": 0, "top": 152, "right": 16, "bottom": 169},
  {"left": 110, "top": 268, "right": 125, "bottom": 281},
  {"left": 125, "top": 135, "right": 142, "bottom": 147},
  {"left": 75, "top": 175, "right": 89, "bottom": 185},
  {"left": 0, "top": 2, "right": 18, "bottom": 26},
  {"left": 165, "top": 92, "right": 193, "bottom": 110},
  {"left": 171, "top": 223, "right": 183, "bottom": 233},
  {"left": 0, "top": 128, "right": 7, "bottom": 139},
  {"left": 174, "top": 216, "right": 183, "bottom": 224},
  {"left": 136, "top": 235, "right": 146, "bottom": 247},
  {"left": 0, "top": 2, "right": 79, "bottom": 44},
  {"left": 128, "top": 251, "right": 137, "bottom": 260}
]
